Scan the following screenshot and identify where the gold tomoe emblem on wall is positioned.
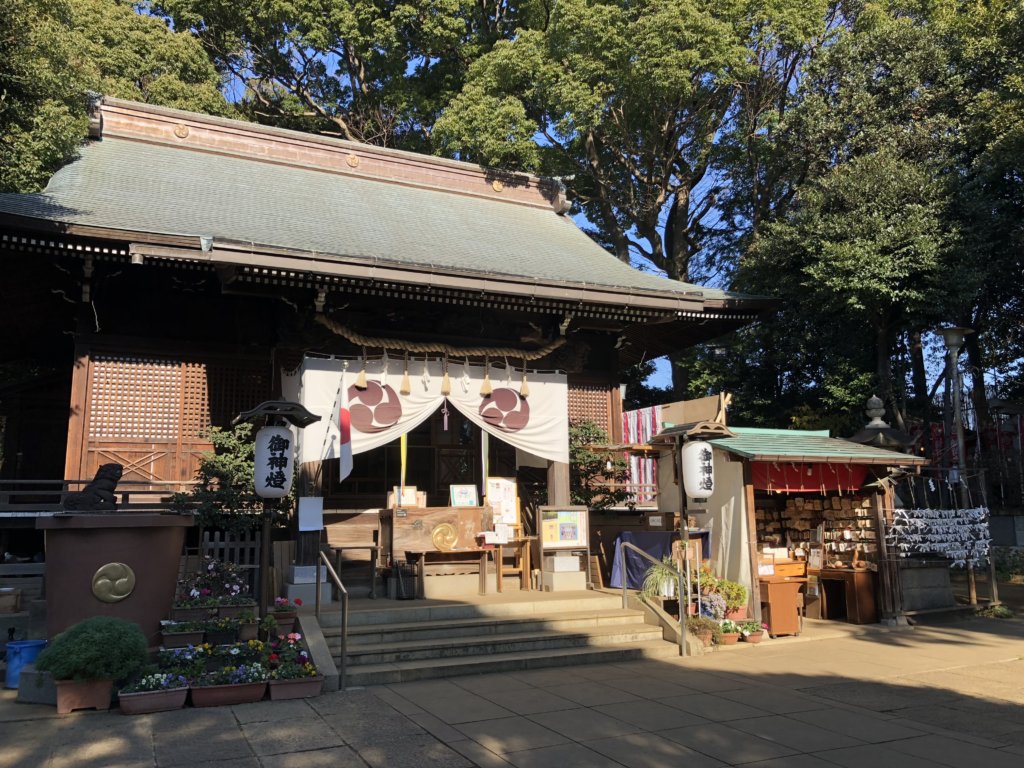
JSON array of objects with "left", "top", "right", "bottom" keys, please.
[
  {"left": 431, "top": 523, "right": 457, "bottom": 551},
  {"left": 92, "top": 562, "right": 136, "bottom": 603}
]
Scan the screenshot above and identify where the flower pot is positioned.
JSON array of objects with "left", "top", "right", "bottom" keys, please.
[
  {"left": 268, "top": 676, "right": 323, "bottom": 700},
  {"left": 205, "top": 629, "right": 238, "bottom": 646},
  {"left": 170, "top": 606, "right": 213, "bottom": 622},
  {"left": 161, "top": 630, "right": 205, "bottom": 649},
  {"left": 742, "top": 630, "right": 764, "bottom": 644},
  {"left": 190, "top": 681, "right": 267, "bottom": 708},
  {"left": 217, "top": 602, "right": 256, "bottom": 620},
  {"left": 118, "top": 686, "right": 188, "bottom": 715},
  {"left": 725, "top": 607, "right": 748, "bottom": 620},
  {"left": 55, "top": 679, "right": 113, "bottom": 715},
  {"left": 272, "top": 612, "right": 296, "bottom": 634},
  {"left": 716, "top": 632, "right": 741, "bottom": 646},
  {"left": 238, "top": 622, "right": 258, "bottom": 642},
  {"left": 686, "top": 600, "right": 699, "bottom": 616}
]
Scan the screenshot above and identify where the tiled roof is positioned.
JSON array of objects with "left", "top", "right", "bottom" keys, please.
[
  {"left": 708, "top": 427, "right": 928, "bottom": 465},
  {"left": 0, "top": 99, "right": 758, "bottom": 306}
]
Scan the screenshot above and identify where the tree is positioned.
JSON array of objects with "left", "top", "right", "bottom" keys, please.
[
  {"left": 152, "top": 0, "right": 549, "bottom": 150},
  {"left": 569, "top": 420, "right": 631, "bottom": 510},
  {"left": 434, "top": 0, "right": 829, "bottom": 394},
  {"left": 0, "top": 0, "right": 229, "bottom": 193}
]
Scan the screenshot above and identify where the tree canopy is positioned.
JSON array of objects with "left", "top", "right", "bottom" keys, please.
[{"left": 3, "top": 0, "right": 1022, "bottom": 429}]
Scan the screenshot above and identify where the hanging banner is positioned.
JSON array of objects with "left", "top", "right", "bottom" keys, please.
[{"left": 299, "top": 356, "right": 569, "bottom": 464}]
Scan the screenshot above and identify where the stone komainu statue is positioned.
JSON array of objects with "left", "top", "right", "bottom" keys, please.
[{"left": 62, "top": 463, "right": 123, "bottom": 511}]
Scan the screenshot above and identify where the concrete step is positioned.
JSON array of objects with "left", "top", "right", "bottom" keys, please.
[
  {"left": 325, "top": 608, "right": 647, "bottom": 644},
  {"left": 341, "top": 623, "right": 665, "bottom": 666},
  {"left": 343, "top": 640, "right": 680, "bottom": 686},
  {"left": 321, "top": 591, "right": 625, "bottom": 628}
]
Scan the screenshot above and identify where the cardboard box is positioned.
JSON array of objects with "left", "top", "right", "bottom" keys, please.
[{"left": 0, "top": 588, "right": 21, "bottom": 614}]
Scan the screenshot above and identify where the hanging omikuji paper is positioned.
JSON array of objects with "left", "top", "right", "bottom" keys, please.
[{"left": 886, "top": 507, "right": 991, "bottom": 567}]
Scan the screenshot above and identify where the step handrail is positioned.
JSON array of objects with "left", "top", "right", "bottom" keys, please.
[
  {"left": 618, "top": 540, "right": 689, "bottom": 657},
  {"left": 315, "top": 550, "right": 349, "bottom": 691}
]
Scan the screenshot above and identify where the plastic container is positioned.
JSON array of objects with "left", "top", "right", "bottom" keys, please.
[{"left": 4, "top": 639, "right": 47, "bottom": 689}]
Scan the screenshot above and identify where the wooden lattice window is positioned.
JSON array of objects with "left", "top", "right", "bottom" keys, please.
[
  {"left": 568, "top": 383, "right": 613, "bottom": 437},
  {"left": 88, "top": 356, "right": 183, "bottom": 439}
]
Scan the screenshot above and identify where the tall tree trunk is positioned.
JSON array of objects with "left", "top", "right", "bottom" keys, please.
[
  {"left": 909, "top": 330, "right": 929, "bottom": 415},
  {"left": 964, "top": 331, "right": 991, "bottom": 477},
  {"left": 876, "top": 320, "right": 906, "bottom": 431}
]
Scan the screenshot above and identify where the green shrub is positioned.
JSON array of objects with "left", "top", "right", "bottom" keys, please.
[
  {"left": 36, "top": 616, "right": 148, "bottom": 681},
  {"left": 685, "top": 615, "right": 720, "bottom": 641},
  {"left": 717, "top": 579, "right": 748, "bottom": 611}
]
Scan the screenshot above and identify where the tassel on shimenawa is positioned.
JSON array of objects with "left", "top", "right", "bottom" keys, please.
[
  {"left": 400, "top": 353, "right": 411, "bottom": 395},
  {"left": 480, "top": 356, "right": 492, "bottom": 397},
  {"left": 355, "top": 353, "right": 368, "bottom": 389},
  {"left": 441, "top": 357, "right": 451, "bottom": 396},
  {"left": 519, "top": 362, "right": 530, "bottom": 398}
]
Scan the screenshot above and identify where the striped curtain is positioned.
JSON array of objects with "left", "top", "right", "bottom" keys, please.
[{"left": 622, "top": 405, "right": 662, "bottom": 504}]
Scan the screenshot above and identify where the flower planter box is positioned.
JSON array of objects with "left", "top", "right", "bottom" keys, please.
[
  {"left": 170, "top": 606, "right": 214, "bottom": 622},
  {"left": 238, "top": 623, "right": 258, "bottom": 642},
  {"left": 716, "top": 632, "right": 741, "bottom": 646},
  {"left": 118, "top": 686, "right": 188, "bottom": 715},
  {"left": 55, "top": 679, "right": 113, "bottom": 715},
  {"left": 271, "top": 612, "right": 297, "bottom": 634},
  {"left": 161, "top": 630, "right": 205, "bottom": 649},
  {"left": 0, "top": 588, "right": 22, "bottom": 614},
  {"left": 205, "top": 629, "right": 238, "bottom": 646},
  {"left": 268, "top": 676, "right": 323, "bottom": 700},
  {"left": 724, "top": 607, "right": 748, "bottom": 620},
  {"left": 216, "top": 602, "right": 257, "bottom": 620},
  {"left": 742, "top": 630, "right": 765, "bottom": 644},
  {"left": 190, "top": 682, "right": 267, "bottom": 708}
]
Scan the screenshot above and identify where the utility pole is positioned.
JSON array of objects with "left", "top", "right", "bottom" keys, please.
[{"left": 941, "top": 328, "right": 976, "bottom": 605}]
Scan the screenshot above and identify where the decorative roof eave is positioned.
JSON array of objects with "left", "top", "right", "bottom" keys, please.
[{"left": 708, "top": 442, "right": 929, "bottom": 466}]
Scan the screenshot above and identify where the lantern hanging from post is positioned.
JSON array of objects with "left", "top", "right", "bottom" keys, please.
[
  {"left": 254, "top": 425, "right": 295, "bottom": 499},
  {"left": 682, "top": 440, "right": 715, "bottom": 499}
]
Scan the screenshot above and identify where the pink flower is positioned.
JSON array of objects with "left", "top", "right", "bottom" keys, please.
[{"left": 294, "top": 598, "right": 303, "bottom": 606}]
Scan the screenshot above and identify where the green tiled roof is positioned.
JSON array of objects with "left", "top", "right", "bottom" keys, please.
[
  {"left": 708, "top": 427, "right": 927, "bottom": 465},
  {"left": 0, "top": 136, "right": 750, "bottom": 303}
]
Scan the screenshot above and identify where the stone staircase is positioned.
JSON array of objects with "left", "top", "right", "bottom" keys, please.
[{"left": 319, "top": 591, "right": 680, "bottom": 686}]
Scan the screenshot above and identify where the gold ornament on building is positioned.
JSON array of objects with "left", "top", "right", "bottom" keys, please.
[
  {"left": 92, "top": 562, "right": 136, "bottom": 603},
  {"left": 173, "top": 124, "right": 190, "bottom": 139},
  {"left": 491, "top": 180, "right": 504, "bottom": 192},
  {"left": 346, "top": 154, "right": 360, "bottom": 168}
]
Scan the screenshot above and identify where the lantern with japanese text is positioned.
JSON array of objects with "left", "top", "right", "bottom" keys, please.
[
  {"left": 253, "top": 426, "right": 294, "bottom": 499},
  {"left": 682, "top": 440, "right": 715, "bottom": 499}
]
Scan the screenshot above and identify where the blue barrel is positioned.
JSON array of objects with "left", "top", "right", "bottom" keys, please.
[{"left": 5, "top": 640, "right": 47, "bottom": 689}]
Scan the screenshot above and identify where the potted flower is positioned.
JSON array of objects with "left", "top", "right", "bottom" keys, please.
[
  {"left": 641, "top": 555, "right": 680, "bottom": 600},
  {"left": 160, "top": 620, "right": 206, "bottom": 649},
  {"left": 716, "top": 619, "right": 742, "bottom": 645},
  {"left": 156, "top": 645, "right": 209, "bottom": 679},
  {"left": 190, "top": 662, "right": 269, "bottom": 707},
  {"left": 118, "top": 671, "right": 189, "bottom": 715},
  {"left": 35, "top": 616, "right": 148, "bottom": 714},
  {"left": 212, "top": 639, "right": 266, "bottom": 666},
  {"left": 684, "top": 615, "right": 720, "bottom": 647},
  {"left": 203, "top": 616, "right": 240, "bottom": 646},
  {"left": 271, "top": 596, "right": 302, "bottom": 634},
  {"left": 718, "top": 580, "right": 749, "bottom": 620},
  {"left": 215, "top": 593, "right": 258, "bottom": 619},
  {"left": 268, "top": 661, "right": 322, "bottom": 700},
  {"left": 237, "top": 609, "right": 258, "bottom": 641},
  {"left": 170, "top": 592, "right": 217, "bottom": 622},
  {"left": 259, "top": 613, "right": 278, "bottom": 641},
  {"left": 699, "top": 592, "right": 727, "bottom": 621},
  {"left": 739, "top": 620, "right": 766, "bottom": 644}
]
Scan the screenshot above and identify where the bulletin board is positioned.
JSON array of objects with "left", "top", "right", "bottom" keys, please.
[
  {"left": 484, "top": 477, "right": 519, "bottom": 526},
  {"left": 539, "top": 506, "right": 589, "bottom": 550}
]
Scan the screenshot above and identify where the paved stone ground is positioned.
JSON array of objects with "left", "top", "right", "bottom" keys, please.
[{"left": 2, "top": 615, "right": 1023, "bottom": 768}]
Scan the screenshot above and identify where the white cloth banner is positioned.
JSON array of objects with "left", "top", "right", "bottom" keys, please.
[{"left": 297, "top": 356, "right": 569, "bottom": 465}]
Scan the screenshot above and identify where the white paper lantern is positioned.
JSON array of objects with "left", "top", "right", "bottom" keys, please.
[
  {"left": 254, "top": 425, "right": 294, "bottom": 499},
  {"left": 682, "top": 440, "right": 715, "bottom": 499}
]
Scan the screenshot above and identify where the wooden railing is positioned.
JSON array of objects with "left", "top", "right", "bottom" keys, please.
[{"left": 0, "top": 478, "right": 196, "bottom": 514}]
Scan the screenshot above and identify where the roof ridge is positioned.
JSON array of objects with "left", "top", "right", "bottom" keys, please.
[{"left": 98, "top": 98, "right": 567, "bottom": 213}]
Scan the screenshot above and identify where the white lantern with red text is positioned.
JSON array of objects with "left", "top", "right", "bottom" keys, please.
[
  {"left": 681, "top": 440, "right": 715, "bottom": 499},
  {"left": 254, "top": 425, "right": 294, "bottom": 499}
]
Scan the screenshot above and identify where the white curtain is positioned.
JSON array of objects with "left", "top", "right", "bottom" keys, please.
[{"left": 296, "top": 356, "right": 569, "bottom": 465}]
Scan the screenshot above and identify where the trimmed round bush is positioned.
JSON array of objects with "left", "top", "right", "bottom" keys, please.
[{"left": 35, "top": 616, "right": 148, "bottom": 681}]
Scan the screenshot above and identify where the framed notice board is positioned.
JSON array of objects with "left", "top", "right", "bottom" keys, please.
[{"left": 539, "top": 506, "right": 589, "bottom": 550}]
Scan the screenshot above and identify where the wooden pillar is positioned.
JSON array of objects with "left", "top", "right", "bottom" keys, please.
[
  {"left": 742, "top": 462, "right": 763, "bottom": 623},
  {"left": 547, "top": 461, "right": 570, "bottom": 506},
  {"left": 873, "top": 486, "right": 903, "bottom": 622},
  {"left": 64, "top": 345, "right": 90, "bottom": 480}
]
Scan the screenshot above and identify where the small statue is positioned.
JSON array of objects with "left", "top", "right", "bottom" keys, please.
[{"left": 62, "top": 463, "right": 123, "bottom": 511}]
